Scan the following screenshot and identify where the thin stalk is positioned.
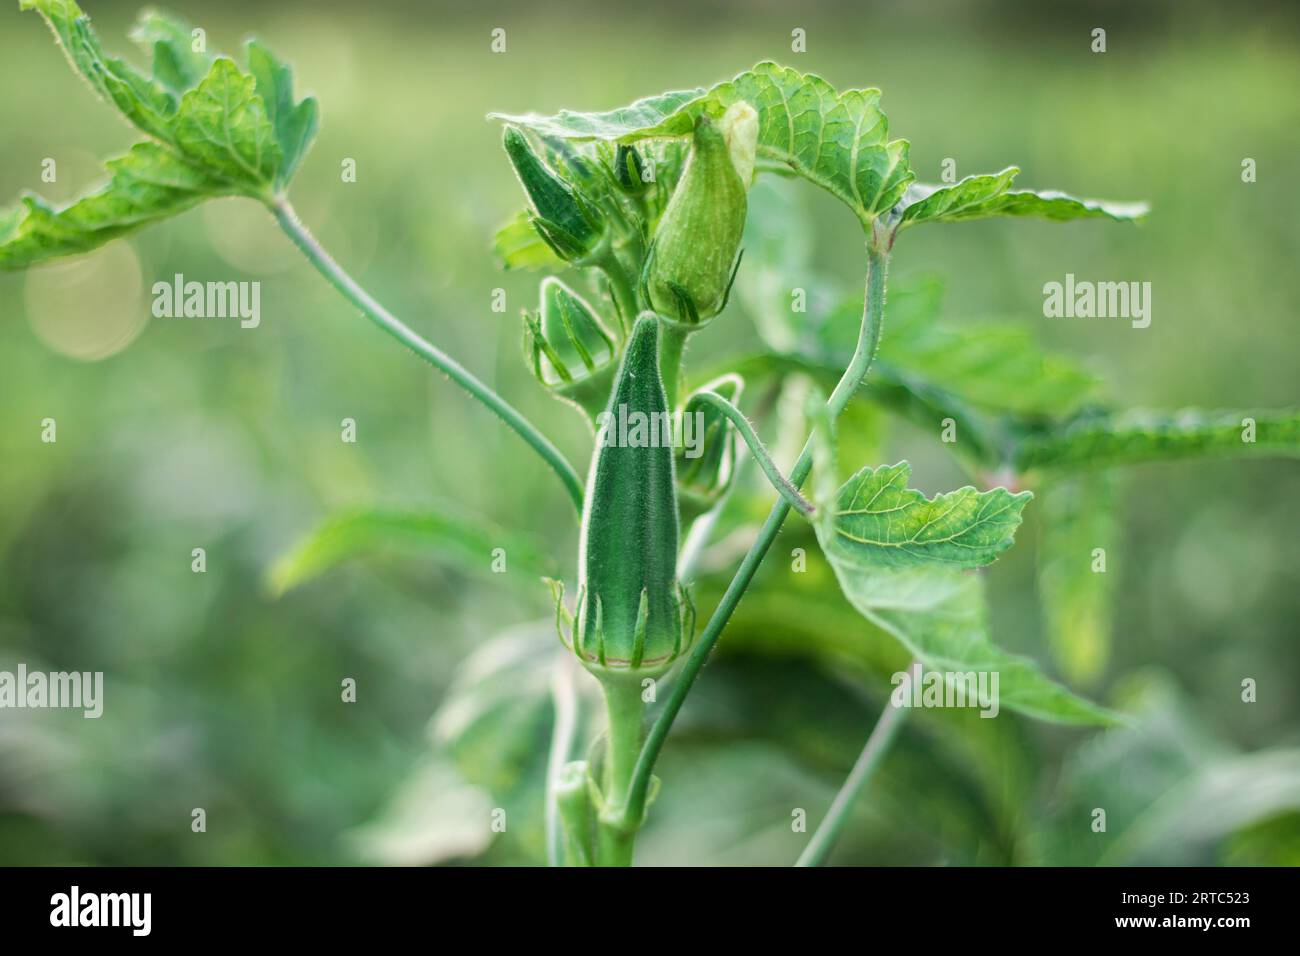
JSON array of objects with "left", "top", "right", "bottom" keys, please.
[
  {"left": 621, "top": 242, "right": 890, "bottom": 828},
  {"left": 545, "top": 657, "right": 581, "bottom": 867},
  {"left": 795, "top": 660, "right": 919, "bottom": 867},
  {"left": 692, "top": 390, "right": 815, "bottom": 517},
  {"left": 659, "top": 321, "right": 688, "bottom": 410},
  {"left": 269, "top": 197, "right": 584, "bottom": 513}
]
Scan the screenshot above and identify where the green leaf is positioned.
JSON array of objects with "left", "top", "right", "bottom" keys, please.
[
  {"left": 1015, "top": 409, "right": 1300, "bottom": 473},
  {"left": 127, "top": 8, "right": 213, "bottom": 95},
  {"left": 1036, "top": 473, "right": 1117, "bottom": 686},
  {"left": 876, "top": 320, "right": 1098, "bottom": 420},
  {"left": 821, "top": 561, "right": 1116, "bottom": 725},
  {"left": 169, "top": 57, "right": 280, "bottom": 186},
  {"left": 493, "top": 61, "right": 915, "bottom": 229},
  {"left": 812, "top": 458, "right": 1113, "bottom": 724},
  {"left": 21, "top": 0, "right": 180, "bottom": 143},
  {"left": 4, "top": 2, "right": 318, "bottom": 269},
  {"left": 245, "top": 40, "right": 320, "bottom": 189},
  {"left": 268, "top": 507, "right": 555, "bottom": 596},
  {"left": 822, "top": 462, "right": 1032, "bottom": 570},
  {"left": 900, "top": 167, "right": 1148, "bottom": 227},
  {"left": 0, "top": 142, "right": 230, "bottom": 268},
  {"left": 491, "top": 211, "right": 565, "bottom": 271}
]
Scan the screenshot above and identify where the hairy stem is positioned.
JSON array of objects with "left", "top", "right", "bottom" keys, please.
[
  {"left": 795, "top": 660, "right": 918, "bottom": 866},
  {"left": 692, "top": 390, "right": 816, "bottom": 517},
  {"left": 270, "top": 197, "right": 584, "bottom": 512},
  {"left": 659, "top": 321, "right": 689, "bottom": 410},
  {"left": 624, "top": 242, "right": 890, "bottom": 827},
  {"left": 595, "top": 678, "right": 646, "bottom": 865}
]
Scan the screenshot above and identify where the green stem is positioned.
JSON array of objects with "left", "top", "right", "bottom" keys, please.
[
  {"left": 692, "top": 391, "right": 816, "bottom": 517},
  {"left": 659, "top": 321, "right": 688, "bottom": 410},
  {"left": 595, "top": 677, "right": 646, "bottom": 866},
  {"left": 270, "top": 197, "right": 584, "bottom": 513},
  {"left": 795, "top": 660, "right": 918, "bottom": 866},
  {"left": 624, "top": 241, "right": 890, "bottom": 824}
]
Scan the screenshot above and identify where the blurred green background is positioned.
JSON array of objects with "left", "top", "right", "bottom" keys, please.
[{"left": 0, "top": 0, "right": 1297, "bottom": 865}]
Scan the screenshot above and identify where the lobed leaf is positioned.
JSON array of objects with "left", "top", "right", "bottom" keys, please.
[
  {"left": 0, "top": 142, "right": 230, "bottom": 268},
  {"left": 168, "top": 57, "right": 281, "bottom": 187},
  {"left": 900, "top": 167, "right": 1148, "bottom": 227},
  {"left": 810, "top": 448, "right": 1113, "bottom": 724},
  {"left": 3, "top": 1, "right": 318, "bottom": 269},
  {"left": 824, "top": 462, "right": 1032, "bottom": 571},
  {"left": 245, "top": 40, "right": 320, "bottom": 189},
  {"left": 493, "top": 61, "right": 915, "bottom": 229}
]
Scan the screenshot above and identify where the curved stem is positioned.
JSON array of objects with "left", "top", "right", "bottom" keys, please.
[
  {"left": 270, "top": 197, "right": 584, "bottom": 513},
  {"left": 795, "top": 660, "right": 918, "bottom": 867},
  {"left": 623, "top": 242, "right": 890, "bottom": 824},
  {"left": 693, "top": 391, "right": 815, "bottom": 517}
]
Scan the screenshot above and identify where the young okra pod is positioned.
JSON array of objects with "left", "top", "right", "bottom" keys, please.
[{"left": 566, "top": 314, "right": 692, "bottom": 676}]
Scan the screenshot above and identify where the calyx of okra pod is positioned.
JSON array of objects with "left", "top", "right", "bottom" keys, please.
[
  {"left": 643, "top": 102, "right": 757, "bottom": 326},
  {"left": 677, "top": 373, "right": 745, "bottom": 523},
  {"left": 558, "top": 315, "right": 694, "bottom": 677},
  {"left": 523, "top": 277, "right": 617, "bottom": 417},
  {"left": 503, "top": 126, "right": 607, "bottom": 263}
]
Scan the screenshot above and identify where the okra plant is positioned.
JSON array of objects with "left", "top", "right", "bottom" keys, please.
[{"left": 5, "top": 1, "right": 1298, "bottom": 867}]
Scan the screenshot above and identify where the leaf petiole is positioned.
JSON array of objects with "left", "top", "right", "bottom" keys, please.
[
  {"left": 268, "top": 197, "right": 585, "bottom": 513},
  {"left": 692, "top": 390, "right": 815, "bottom": 517}
]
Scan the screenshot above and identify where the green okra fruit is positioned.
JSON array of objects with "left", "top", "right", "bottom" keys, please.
[
  {"left": 524, "top": 277, "right": 617, "bottom": 418},
  {"left": 676, "top": 373, "right": 745, "bottom": 524},
  {"left": 644, "top": 102, "right": 757, "bottom": 325},
  {"left": 503, "top": 125, "right": 605, "bottom": 262},
  {"left": 570, "top": 314, "right": 691, "bottom": 675}
]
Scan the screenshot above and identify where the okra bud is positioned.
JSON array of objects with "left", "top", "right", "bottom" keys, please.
[
  {"left": 503, "top": 126, "right": 605, "bottom": 263},
  {"left": 524, "top": 277, "right": 617, "bottom": 419},
  {"left": 676, "top": 373, "right": 745, "bottom": 523},
  {"left": 644, "top": 102, "right": 757, "bottom": 325},
  {"left": 573, "top": 315, "right": 690, "bottom": 674},
  {"left": 614, "top": 144, "right": 648, "bottom": 194}
]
